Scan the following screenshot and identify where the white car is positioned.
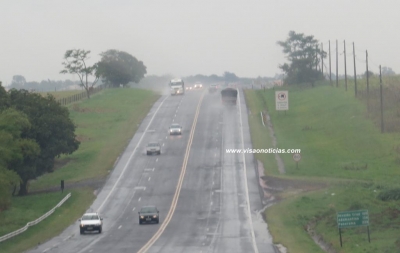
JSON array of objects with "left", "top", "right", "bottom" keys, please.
[
  {"left": 146, "top": 142, "right": 161, "bottom": 155},
  {"left": 169, "top": 123, "right": 182, "bottom": 135},
  {"left": 79, "top": 212, "right": 103, "bottom": 234}
]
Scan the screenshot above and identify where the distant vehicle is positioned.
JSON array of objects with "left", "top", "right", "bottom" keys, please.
[
  {"left": 221, "top": 88, "right": 238, "bottom": 105},
  {"left": 169, "top": 123, "right": 182, "bottom": 135},
  {"left": 79, "top": 212, "right": 103, "bottom": 234},
  {"left": 209, "top": 84, "right": 218, "bottom": 93},
  {"left": 138, "top": 206, "right": 159, "bottom": 224},
  {"left": 170, "top": 79, "right": 185, "bottom": 95},
  {"left": 146, "top": 142, "right": 161, "bottom": 155},
  {"left": 194, "top": 82, "right": 203, "bottom": 89}
]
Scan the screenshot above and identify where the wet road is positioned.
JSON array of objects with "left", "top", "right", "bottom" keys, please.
[{"left": 27, "top": 89, "right": 278, "bottom": 253}]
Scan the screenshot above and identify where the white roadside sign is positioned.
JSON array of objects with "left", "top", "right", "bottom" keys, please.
[
  {"left": 275, "top": 90, "right": 289, "bottom": 110},
  {"left": 292, "top": 153, "right": 301, "bottom": 162}
]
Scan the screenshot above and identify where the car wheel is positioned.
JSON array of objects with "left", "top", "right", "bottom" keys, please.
[
  {"left": 156, "top": 218, "right": 159, "bottom": 224},
  {"left": 98, "top": 227, "right": 102, "bottom": 233},
  {"left": 80, "top": 228, "right": 84, "bottom": 235},
  {"left": 157, "top": 151, "right": 161, "bottom": 155},
  {"left": 139, "top": 220, "right": 142, "bottom": 225},
  {"left": 146, "top": 151, "right": 150, "bottom": 155}
]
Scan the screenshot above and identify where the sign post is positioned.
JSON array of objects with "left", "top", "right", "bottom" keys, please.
[
  {"left": 275, "top": 91, "right": 288, "bottom": 113},
  {"left": 337, "top": 209, "right": 370, "bottom": 247},
  {"left": 292, "top": 153, "right": 301, "bottom": 169}
]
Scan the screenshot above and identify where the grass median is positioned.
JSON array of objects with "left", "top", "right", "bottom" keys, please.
[
  {"left": 0, "top": 88, "right": 160, "bottom": 252},
  {"left": 245, "top": 85, "right": 400, "bottom": 253}
]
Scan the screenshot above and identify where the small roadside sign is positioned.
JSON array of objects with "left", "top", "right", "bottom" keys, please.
[
  {"left": 275, "top": 91, "right": 288, "bottom": 111},
  {"left": 292, "top": 153, "right": 301, "bottom": 162}
]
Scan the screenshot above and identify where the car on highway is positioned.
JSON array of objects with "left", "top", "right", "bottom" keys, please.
[
  {"left": 194, "top": 82, "right": 203, "bottom": 89},
  {"left": 79, "top": 212, "right": 103, "bottom": 234},
  {"left": 209, "top": 84, "right": 218, "bottom": 93},
  {"left": 169, "top": 123, "right": 182, "bottom": 135},
  {"left": 138, "top": 206, "right": 159, "bottom": 224},
  {"left": 146, "top": 142, "right": 161, "bottom": 155}
]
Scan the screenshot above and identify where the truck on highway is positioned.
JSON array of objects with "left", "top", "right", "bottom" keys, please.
[
  {"left": 169, "top": 79, "right": 185, "bottom": 95},
  {"left": 220, "top": 88, "right": 237, "bottom": 105}
]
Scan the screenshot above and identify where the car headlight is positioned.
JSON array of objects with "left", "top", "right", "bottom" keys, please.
[
  {"left": 80, "top": 224, "right": 84, "bottom": 227},
  {"left": 140, "top": 216, "right": 144, "bottom": 219},
  {"left": 153, "top": 215, "right": 157, "bottom": 218}
]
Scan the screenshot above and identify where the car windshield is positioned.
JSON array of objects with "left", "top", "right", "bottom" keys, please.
[
  {"left": 82, "top": 215, "right": 99, "bottom": 220},
  {"left": 148, "top": 143, "right": 159, "bottom": 147},
  {"left": 140, "top": 207, "right": 157, "bottom": 213},
  {"left": 170, "top": 124, "right": 180, "bottom": 128}
]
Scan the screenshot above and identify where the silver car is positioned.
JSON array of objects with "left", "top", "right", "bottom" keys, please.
[
  {"left": 146, "top": 142, "right": 161, "bottom": 155},
  {"left": 169, "top": 123, "right": 182, "bottom": 135}
]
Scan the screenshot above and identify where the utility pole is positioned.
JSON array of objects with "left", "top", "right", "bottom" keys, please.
[
  {"left": 329, "top": 41, "right": 332, "bottom": 86},
  {"left": 336, "top": 40, "right": 338, "bottom": 87},
  {"left": 344, "top": 40, "right": 347, "bottom": 91},
  {"left": 316, "top": 45, "right": 319, "bottom": 71},
  {"left": 379, "top": 65, "right": 384, "bottom": 133},
  {"left": 321, "top": 43, "right": 324, "bottom": 78},
  {"left": 353, "top": 42, "right": 357, "bottom": 97},
  {"left": 366, "top": 50, "right": 370, "bottom": 112}
]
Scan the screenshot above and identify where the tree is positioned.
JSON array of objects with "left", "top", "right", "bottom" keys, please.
[
  {"left": 60, "top": 49, "right": 99, "bottom": 98},
  {"left": 11, "top": 75, "right": 26, "bottom": 88},
  {"left": 277, "top": 31, "right": 325, "bottom": 86},
  {"left": 96, "top": 49, "right": 147, "bottom": 88},
  {"left": 382, "top": 66, "right": 395, "bottom": 76},
  {"left": 6, "top": 89, "right": 80, "bottom": 195},
  {"left": 223, "top": 71, "right": 239, "bottom": 83}
]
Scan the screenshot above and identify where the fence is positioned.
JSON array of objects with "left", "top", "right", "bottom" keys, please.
[
  {"left": 0, "top": 193, "right": 71, "bottom": 243},
  {"left": 57, "top": 85, "right": 104, "bottom": 106}
]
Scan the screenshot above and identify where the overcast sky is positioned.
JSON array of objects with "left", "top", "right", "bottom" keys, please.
[{"left": 1, "top": 0, "right": 399, "bottom": 84}]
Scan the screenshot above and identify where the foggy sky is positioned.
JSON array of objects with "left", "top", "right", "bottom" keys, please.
[{"left": 1, "top": 0, "right": 399, "bottom": 84}]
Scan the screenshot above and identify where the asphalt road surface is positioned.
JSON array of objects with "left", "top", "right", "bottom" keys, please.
[{"left": 27, "top": 88, "right": 278, "bottom": 253}]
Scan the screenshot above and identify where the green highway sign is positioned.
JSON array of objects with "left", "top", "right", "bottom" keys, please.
[{"left": 337, "top": 209, "right": 369, "bottom": 228}]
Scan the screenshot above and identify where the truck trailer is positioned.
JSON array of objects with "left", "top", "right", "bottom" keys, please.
[{"left": 220, "top": 88, "right": 237, "bottom": 105}]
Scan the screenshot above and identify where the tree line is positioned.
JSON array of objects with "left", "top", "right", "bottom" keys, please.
[
  {"left": 60, "top": 49, "right": 147, "bottom": 98},
  {"left": 0, "top": 82, "right": 80, "bottom": 210}
]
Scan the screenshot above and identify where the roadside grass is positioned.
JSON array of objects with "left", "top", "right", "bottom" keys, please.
[
  {"left": 30, "top": 88, "right": 160, "bottom": 190},
  {"left": 0, "top": 88, "right": 159, "bottom": 252},
  {"left": 244, "top": 90, "right": 279, "bottom": 175},
  {"left": 244, "top": 84, "right": 400, "bottom": 252},
  {"left": 0, "top": 189, "right": 95, "bottom": 253}
]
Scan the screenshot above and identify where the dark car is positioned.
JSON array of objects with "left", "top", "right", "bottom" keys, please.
[
  {"left": 169, "top": 123, "right": 182, "bottom": 135},
  {"left": 138, "top": 206, "right": 159, "bottom": 224}
]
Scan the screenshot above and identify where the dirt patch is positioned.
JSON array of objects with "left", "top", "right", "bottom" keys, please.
[
  {"left": 72, "top": 104, "right": 116, "bottom": 113},
  {"left": 75, "top": 135, "right": 91, "bottom": 142},
  {"left": 52, "top": 158, "right": 74, "bottom": 171}
]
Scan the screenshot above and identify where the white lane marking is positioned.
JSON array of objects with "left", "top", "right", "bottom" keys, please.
[
  {"left": 214, "top": 153, "right": 216, "bottom": 157},
  {"left": 148, "top": 177, "right": 151, "bottom": 181},
  {"left": 132, "top": 207, "right": 136, "bottom": 211},
  {"left": 238, "top": 89, "right": 259, "bottom": 253},
  {"left": 165, "top": 136, "right": 167, "bottom": 139},
  {"left": 162, "top": 143, "right": 165, "bottom": 146},
  {"left": 211, "top": 202, "right": 213, "bottom": 205},
  {"left": 118, "top": 225, "right": 122, "bottom": 229},
  {"left": 97, "top": 95, "right": 169, "bottom": 213},
  {"left": 156, "top": 158, "right": 158, "bottom": 162},
  {"left": 43, "top": 248, "right": 50, "bottom": 253},
  {"left": 138, "top": 197, "right": 141, "bottom": 202}
]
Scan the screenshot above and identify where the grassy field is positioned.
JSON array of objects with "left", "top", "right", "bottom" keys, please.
[
  {"left": 0, "top": 88, "right": 160, "bottom": 252},
  {"left": 244, "top": 84, "right": 400, "bottom": 253}
]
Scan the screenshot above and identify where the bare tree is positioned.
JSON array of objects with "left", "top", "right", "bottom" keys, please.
[{"left": 60, "top": 49, "right": 98, "bottom": 98}]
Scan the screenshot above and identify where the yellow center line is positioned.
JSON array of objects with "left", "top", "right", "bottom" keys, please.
[{"left": 137, "top": 93, "right": 205, "bottom": 253}]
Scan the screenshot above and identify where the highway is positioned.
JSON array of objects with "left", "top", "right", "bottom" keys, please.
[{"left": 27, "top": 88, "right": 278, "bottom": 253}]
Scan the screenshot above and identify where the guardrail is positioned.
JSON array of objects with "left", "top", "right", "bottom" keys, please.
[{"left": 0, "top": 192, "right": 71, "bottom": 243}]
